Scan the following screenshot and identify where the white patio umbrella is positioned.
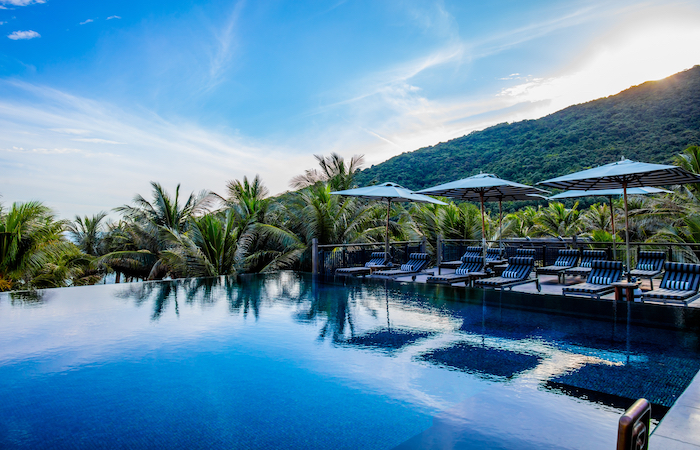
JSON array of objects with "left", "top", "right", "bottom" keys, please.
[
  {"left": 417, "top": 174, "right": 549, "bottom": 264},
  {"left": 331, "top": 182, "right": 446, "bottom": 258},
  {"left": 539, "top": 159, "right": 700, "bottom": 278},
  {"left": 548, "top": 187, "right": 671, "bottom": 258}
]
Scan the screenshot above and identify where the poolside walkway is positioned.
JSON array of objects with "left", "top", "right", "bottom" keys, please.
[{"left": 391, "top": 268, "right": 700, "bottom": 308}]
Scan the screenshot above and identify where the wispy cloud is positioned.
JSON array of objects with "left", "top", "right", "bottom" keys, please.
[
  {"left": 204, "top": 1, "right": 245, "bottom": 91},
  {"left": 72, "top": 138, "right": 125, "bottom": 144},
  {"left": 79, "top": 19, "right": 94, "bottom": 25},
  {"left": 51, "top": 128, "right": 91, "bottom": 135},
  {"left": 7, "top": 30, "right": 39, "bottom": 40},
  {"left": 0, "top": 80, "right": 307, "bottom": 217},
  {"left": 0, "top": 0, "right": 45, "bottom": 6},
  {"left": 5, "top": 146, "right": 115, "bottom": 157},
  {"left": 106, "top": 15, "right": 121, "bottom": 20}
]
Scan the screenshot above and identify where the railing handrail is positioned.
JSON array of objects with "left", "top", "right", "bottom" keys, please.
[
  {"left": 439, "top": 238, "right": 700, "bottom": 247},
  {"left": 317, "top": 240, "right": 423, "bottom": 250}
]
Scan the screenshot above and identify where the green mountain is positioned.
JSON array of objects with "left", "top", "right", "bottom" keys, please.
[{"left": 355, "top": 66, "right": 700, "bottom": 190}]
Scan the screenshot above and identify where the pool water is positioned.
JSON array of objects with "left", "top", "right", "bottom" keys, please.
[{"left": 1, "top": 272, "right": 699, "bottom": 449}]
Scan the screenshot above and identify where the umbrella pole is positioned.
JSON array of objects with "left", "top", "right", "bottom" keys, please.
[
  {"left": 385, "top": 199, "right": 391, "bottom": 262},
  {"left": 609, "top": 196, "right": 616, "bottom": 259},
  {"left": 480, "top": 192, "right": 487, "bottom": 267},
  {"left": 499, "top": 198, "right": 503, "bottom": 250},
  {"left": 623, "top": 183, "right": 631, "bottom": 282}
]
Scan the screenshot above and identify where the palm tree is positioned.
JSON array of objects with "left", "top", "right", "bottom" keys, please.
[
  {"left": 67, "top": 211, "right": 108, "bottom": 256},
  {"left": 502, "top": 206, "right": 539, "bottom": 238},
  {"left": 536, "top": 202, "right": 581, "bottom": 238},
  {"left": 289, "top": 153, "right": 365, "bottom": 191},
  {"left": 100, "top": 182, "right": 216, "bottom": 281},
  {"left": 0, "top": 201, "right": 71, "bottom": 290},
  {"left": 673, "top": 145, "right": 700, "bottom": 199}
]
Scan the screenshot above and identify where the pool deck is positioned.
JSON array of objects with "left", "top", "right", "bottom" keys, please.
[
  {"left": 392, "top": 268, "right": 700, "bottom": 308},
  {"left": 390, "top": 268, "right": 700, "bottom": 448}
]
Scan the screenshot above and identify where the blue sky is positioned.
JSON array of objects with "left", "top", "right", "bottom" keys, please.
[{"left": 1, "top": 0, "right": 700, "bottom": 218}]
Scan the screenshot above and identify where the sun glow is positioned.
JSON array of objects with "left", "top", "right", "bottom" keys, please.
[{"left": 499, "top": 17, "right": 700, "bottom": 119}]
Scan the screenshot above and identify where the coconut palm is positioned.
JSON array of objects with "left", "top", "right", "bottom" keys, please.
[
  {"left": 502, "top": 206, "right": 539, "bottom": 238},
  {"left": 289, "top": 153, "right": 365, "bottom": 191},
  {"left": 673, "top": 145, "right": 700, "bottom": 199},
  {"left": 68, "top": 211, "right": 108, "bottom": 256},
  {"left": 0, "top": 201, "right": 71, "bottom": 290},
  {"left": 536, "top": 202, "right": 581, "bottom": 238},
  {"left": 100, "top": 182, "right": 216, "bottom": 281}
]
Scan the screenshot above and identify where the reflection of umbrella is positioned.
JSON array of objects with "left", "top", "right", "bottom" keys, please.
[
  {"left": 548, "top": 187, "right": 671, "bottom": 258},
  {"left": 331, "top": 182, "right": 446, "bottom": 258},
  {"left": 539, "top": 159, "right": 700, "bottom": 278},
  {"left": 417, "top": 174, "right": 549, "bottom": 262}
]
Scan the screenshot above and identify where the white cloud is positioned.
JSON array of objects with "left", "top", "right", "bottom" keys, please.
[
  {"left": 50, "top": 128, "right": 91, "bottom": 135},
  {"left": 72, "top": 138, "right": 126, "bottom": 144},
  {"left": 0, "top": 21, "right": 7, "bottom": 25},
  {"left": 79, "top": 19, "right": 93, "bottom": 25},
  {"left": 0, "top": 80, "right": 308, "bottom": 218},
  {"left": 7, "top": 30, "right": 39, "bottom": 40},
  {"left": 107, "top": 15, "right": 121, "bottom": 20},
  {"left": 0, "top": 0, "right": 45, "bottom": 6}
]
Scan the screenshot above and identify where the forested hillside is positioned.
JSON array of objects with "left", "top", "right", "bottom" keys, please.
[{"left": 355, "top": 66, "right": 700, "bottom": 189}]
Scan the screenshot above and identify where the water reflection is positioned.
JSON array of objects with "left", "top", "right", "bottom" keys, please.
[{"left": 96, "top": 272, "right": 700, "bottom": 413}]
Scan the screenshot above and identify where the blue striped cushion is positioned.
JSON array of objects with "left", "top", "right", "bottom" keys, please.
[
  {"left": 581, "top": 261, "right": 591, "bottom": 268},
  {"left": 554, "top": 260, "right": 568, "bottom": 266},
  {"left": 589, "top": 276, "right": 611, "bottom": 285},
  {"left": 401, "top": 263, "right": 415, "bottom": 271},
  {"left": 667, "top": 280, "right": 690, "bottom": 290},
  {"left": 637, "top": 263, "right": 655, "bottom": 271},
  {"left": 502, "top": 270, "right": 517, "bottom": 278}
]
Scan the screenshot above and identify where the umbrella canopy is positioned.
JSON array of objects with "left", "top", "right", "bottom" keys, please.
[
  {"left": 548, "top": 187, "right": 671, "bottom": 258},
  {"left": 331, "top": 182, "right": 446, "bottom": 258},
  {"left": 539, "top": 159, "right": 700, "bottom": 278},
  {"left": 418, "top": 174, "right": 549, "bottom": 262},
  {"left": 548, "top": 187, "right": 671, "bottom": 200},
  {"left": 417, "top": 173, "right": 549, "bottom": 201},
  {"left": 538, "top": 159, "right": 700, "bottom": 190}
]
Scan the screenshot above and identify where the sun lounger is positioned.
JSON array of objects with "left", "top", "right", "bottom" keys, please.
[
  {"left": 426, "top": 255, "right": 487, "bottom": 285},
  {"left": 486, "top": 247, "right": 507, "bottom": 265},
  {"left": 473, "top": 256, "right": 540, "bottom": 291},
  {"left": 536, "top": 249, "right": 579, "bottom": 284},
  {"left": 563, "top": 250, "right": 608, "bottom": 279},
  {"left": 641, "top": 262, "right": 700, "bottom": 305},
  {"left": 372, "top": 253, "right": 430, "bottom": 279},
  {"left": 439, "top": 247, "right": 482, "bottom": 270},
  {"left": 562, "top": 261, "right": 623, "bottom": 300},
  {"left": 335, "top": 252, "right": 390, "bottom": 276},
  {"left": 629, "top": 251, "right": 665, "bottom": 289},
  {"left": 514, "top": 248, "right": 536, "bottom": 258}
]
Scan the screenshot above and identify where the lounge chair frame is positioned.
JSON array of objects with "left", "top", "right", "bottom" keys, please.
[
  {"left": 641, "top": 262, "right": 700, "bottom": 306},
  {"left": 427, "top": 255, "right": 486, "bottom": 286},
  {"left": 628, "top": 251, "right": 665, "bottom": 289},
  {"left": 536, "top": 249, "right": 580, "bottom": 284},
  {"left": 371, "top": 253, "right": 430, "bottom": 280},
  {"left": 563, "top": 250, "right": 608, "bottom": 279},
  {"left": 474, "top": 256, "right": 540, "bottom": 292},
  {"left": 562, "top": 260, "right": 623, "bottom": 300}
]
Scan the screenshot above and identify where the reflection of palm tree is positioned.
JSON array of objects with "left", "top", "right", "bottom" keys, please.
[{"left": 225, "top": 276, "right": 263, "bottom": 319}]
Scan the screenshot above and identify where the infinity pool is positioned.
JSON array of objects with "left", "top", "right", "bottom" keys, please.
[{"left": 1, "top": 272, "right": 699, "bottom": 449}]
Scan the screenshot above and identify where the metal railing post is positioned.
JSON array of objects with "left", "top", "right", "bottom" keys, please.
[
  {"left": 617, "top": 398, "right": 651, "bottom": 450},
  {"left": 312, "top": 238, "right": 319, "bottom": 275},
  {"left": 436, "top": 234, "right": 443, "bottom": 275},
  {"left": 420, "top": 236, "right": 427, "bottom": 253}
]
